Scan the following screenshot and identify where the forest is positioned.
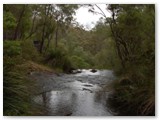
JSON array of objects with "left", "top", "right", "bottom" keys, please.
[{"left": 3, "top": 4, "right": 155, "bottom": 116}]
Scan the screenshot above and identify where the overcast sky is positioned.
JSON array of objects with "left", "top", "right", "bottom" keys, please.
[{"left": 74, "top": 4, "right": 111, "bottom": 30}]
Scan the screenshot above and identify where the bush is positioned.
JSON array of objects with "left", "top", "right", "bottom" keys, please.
[
  {"left": 21, "top": 39, "right": 41, "bottom": 62},
  {"left": 107, "top": 75, "right": 154, "bottom": 116},
  {"left": 45, "top": 49, "right": 72, "bottom": 73},
  {"left": 4, "top": 41, "right": 22, "bottom": 57},
  {"left": 70, "top": 55, "right": 90, "bottom": 69},
  {"left": 107, "top": 56, "right": 155, "bottom": 116},
  {"left": 4, "top": 41, "right": 23, "bottom": 69}
]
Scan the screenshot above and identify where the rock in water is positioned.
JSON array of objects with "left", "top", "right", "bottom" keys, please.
[
  {"left": 90, "top": 69, "right": 97, "bottom": 73},
  {"left": 65, "top": 112, "right": 72, "bottom": 116},
  {"left": 82, "top": 88, "right": 93, "bottom": 93}
]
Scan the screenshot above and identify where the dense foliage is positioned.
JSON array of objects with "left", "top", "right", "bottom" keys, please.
[{"left": 105, "top": 4, "right": 155, "bottom": 115}]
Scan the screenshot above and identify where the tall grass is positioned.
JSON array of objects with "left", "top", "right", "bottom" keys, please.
[
  {"left": 3, "top": 40, "right": 43, "bottom": 115},
  {"left": 4, "top": 41, "right": 30, "bottom": 115},
  {"left": 3, "top": 67, "right": 31, "bottom": 115}
]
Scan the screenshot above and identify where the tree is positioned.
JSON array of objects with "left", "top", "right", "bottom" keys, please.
[
  {"left": 32, "top": 4, "right": 78, "bottom": 53},
  {"left": 3, "top": 4, "right": 32, "bottom": 40},
  {"left": 3, "top": 11, "right": 16, "bottom": 40},
  {"left": 53, "top": 4, "right": 78, "bottom": 49}
]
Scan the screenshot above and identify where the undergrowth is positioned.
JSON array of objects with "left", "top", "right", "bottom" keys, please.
[
  {"left": 3, "top": 40, "right": 45, "bottom": 115},
  {"left": 106, "top": 50, "right": 155, "bottom": 116}
]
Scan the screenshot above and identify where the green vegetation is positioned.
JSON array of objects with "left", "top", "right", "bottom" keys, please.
[
  {"left": 102, "top": 4, "right": 155, "bottom": 115},
  {"left": 3, "top": 4, "right": 155, "bottom": 116},
  {"left": 3, "top": 40, "right": 49, "bottom": 115},
  {"left": 4, "top": 41, "right": 31, "bottom": 115},
  {"left": 45, "top": 49, "right": 72, "bottom": 73}
]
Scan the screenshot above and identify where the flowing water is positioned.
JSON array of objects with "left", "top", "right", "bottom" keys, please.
[{"left": 32, "top": 69, "right": 115, "bottom": 116}]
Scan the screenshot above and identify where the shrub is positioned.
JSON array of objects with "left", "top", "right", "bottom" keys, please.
[
  {"left": 45, "top": 49, "right": 72, "bottom": 73},
  {"left": 107, "top": 63, "right": 155, "bottom": 116},
  {"left": 4, "top": 41, "right": 22, "bottom": 57},
  {"left": 70, "top": 55, "right": 90, "bottom": 69},
  {"left": 21, "top": 39, "right": 41, "bottom": 62}
]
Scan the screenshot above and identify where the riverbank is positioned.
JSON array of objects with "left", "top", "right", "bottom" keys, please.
[{"left": 20, "top": 61, "right": 54, "bottom": 73}]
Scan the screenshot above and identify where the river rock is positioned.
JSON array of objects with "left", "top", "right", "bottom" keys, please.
[
  {"left": 65, "top": 112, "right": 72, "bottom": 116},
  {"left": 90, "top": 69, "right": 97, "bottom": 73}
]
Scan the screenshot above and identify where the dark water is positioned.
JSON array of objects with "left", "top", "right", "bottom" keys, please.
[{"left": 32, "top": 69, "right": 115, "bottom": 116}]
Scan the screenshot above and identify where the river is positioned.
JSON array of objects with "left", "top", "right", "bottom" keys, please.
[{"left": 31, "top": 69, "right": 115, "bottom": 116}]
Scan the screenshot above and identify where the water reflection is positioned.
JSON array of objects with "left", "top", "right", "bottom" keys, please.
[
  {"left": 34, "top": 89, "right": 112, "bottom": 116},
  {"left": 33, "top": 69, "right": 115, "bottom": 116}
]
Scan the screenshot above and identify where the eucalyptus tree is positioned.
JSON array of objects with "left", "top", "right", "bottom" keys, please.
[
  {"left": 106, "top": 4, "right": 155, "bottom": 69},
  {"left": 31, "top": 4, "right": 78, "bottom": 53},
  {"left": 53, "top": 4, "right": 79, "bottom": 49},
  {"left": 3, "top": 4, "right": 32, "bottom": 40},
  {"left": 88, "top": 4, "right": 155, "bottom": 69}
]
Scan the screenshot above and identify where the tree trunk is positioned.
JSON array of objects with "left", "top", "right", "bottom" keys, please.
[
  {"left": 39, "top": 5, "right": 51, "bottom": 53},
  {"left": 45, "top": 35, "right": 53, "bottom": 53},
  {"left": 55, "top": 22, "right": 59, "bottom": 49},
  {"left": 39, "top": 22, "right": 46, "bottom": 53},
  {"left": 25, "top": 12, "right": 37, "bottom": 40},
  {"left": 13, "top": 5, "right": 26, "bottom": 40},
  {"left": 109, "top": 22, "right": 125, "bottom": 68}
]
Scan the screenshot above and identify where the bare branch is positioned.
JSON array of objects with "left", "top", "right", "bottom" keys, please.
[{"left": 94, "top": 4, "right": 108, "bottom": 19}]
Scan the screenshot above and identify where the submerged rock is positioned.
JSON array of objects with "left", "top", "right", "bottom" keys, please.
[
  {"left": 82, "top": 88, "right": 93, "bottom": 93},
  {"left": 83, "top": 84, "right": 93, "bottom": 87},
  {"left": 65, "top": 112, "right": 72, "bottom": 116}
]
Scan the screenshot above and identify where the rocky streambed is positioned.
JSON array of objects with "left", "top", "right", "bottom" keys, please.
[{"left": 31, "top": 69, "right": 115, "bottom": 116}]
